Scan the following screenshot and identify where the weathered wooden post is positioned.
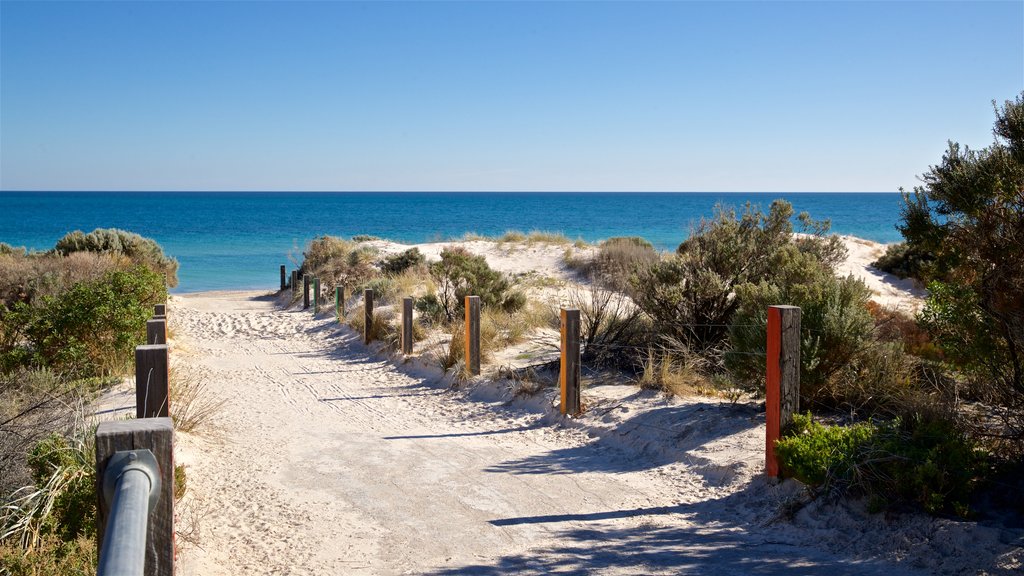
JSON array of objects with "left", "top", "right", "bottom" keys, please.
[
  {"left": 280, "top": 265, "right": 286, "bottom": 291},
  {"left": 363, "top": 288, "right": 374, "bottom": 344},
  {"left": 402, "top": 297, "right": 414, "bottom": 354},
  {"left": 335, "top": 286, "right": 344, "bottom": 320},
  {"left": 464, "top": 295, "right": 481, "bottom": 376},
  {"left": 766, "top": 305, "right": 801, "bottom": 478},
  {"left": 146, "top": 318, "right": 167, "bottom": 345},
  {"left": 96, "top": 418, "right": 174, "bottom": 576},
  {"left": 313, "top": 277, "right": 321, "bottom": 314},
  {"left": 303, "top": 275, "right": 311, "bottom": 309},
  {"left": 560, "top": 308, "right": 581, "bottom": 416},
  {"left": 135, "top": 344, "right": 170, "bottom": 418},
  {"left": 153, "top": 303, "right": 166, "bottom": 320}
]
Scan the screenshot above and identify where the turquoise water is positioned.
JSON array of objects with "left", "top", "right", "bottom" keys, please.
[{"left": 1, "top": 192, "right": 905, "bottom": 292}]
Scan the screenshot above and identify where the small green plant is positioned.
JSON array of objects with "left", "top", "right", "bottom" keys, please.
[
  {"left": 380, "top": 248, "right": 425, "bottom": 276},
  {"left": 174, "top": 464, "right": 187, "bottom": 500},
  {"left": 429, "top": 247, "right": 524, "bottom": 322},
  {"left": 776, "top": 412, "right": 987, "bottom": 515}
]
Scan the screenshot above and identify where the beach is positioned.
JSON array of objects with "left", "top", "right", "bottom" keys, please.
[{"left": 137, "top": 236, "right": 1023, "bottom": 575}]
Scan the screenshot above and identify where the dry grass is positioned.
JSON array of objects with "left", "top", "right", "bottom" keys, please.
[
  {"left": 635, "top": 348, "right": 712, "bottom": 397},
  {"left": 169, "top": 364, "right": 226, "bottom": 434}
]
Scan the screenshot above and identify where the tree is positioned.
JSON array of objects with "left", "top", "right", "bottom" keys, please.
[{"left": 899, "top": 93, "right": 1024, "bottom": 442}]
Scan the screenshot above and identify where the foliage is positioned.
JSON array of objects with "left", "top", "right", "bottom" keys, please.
[
  {"left": 897, "top": 93, "right": 1024, "bottom": 445},
  {"left": 777, "top": 412, "right": 987, "bottom": 515},
  {"left": 302, "top": 236, "right": 379, "bottom": 294},
  {"left": 351, "top": 234, "right": 380, "bottom": 242},
  {"left": 170, "top": 365, "right": 226, "bottom": 433},
  {"left": 632, "top": 200, "right": 845, "bottom": 352},
  {"left": 54, "top": 228, "right": 179, "bottom": 288},
  {"left": 568, "top": 284, "right": 649, "bottom": 370},
  {"left": 380, "top": 248, "right": 426, "bottom": 276},
  {"left": 590, "top": 237, "right": 660, "bottom": 296},
  {"left": 871, "top": 242, "right": 933, "bottom": 281},
  {"left": 727, "top": 247, "right": 876, "bottom": 404},
  {"left": 428, "top": 247, "right": 524, "bottom": 322},
  {"left": 0, "top": 534, "right": 95, "bottom": 576},
  {"left": 1, "top": 267, "right": 165, "bottom": 377}
]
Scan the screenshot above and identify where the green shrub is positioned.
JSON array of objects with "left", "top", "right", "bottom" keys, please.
[
  {"left": 0, "top": 534, "right": 95, "bottom": 576},
  {"left": 25, "top": 434, "right": 95, "bottom": 542},
  {"left": 380, "top": 248, "right": 425, "bottom": 276},
  {"left": 302, "top": 236, "right": 379, "bottom": 295},
  {"left": 429, "top": 247, "right": 523, "bottom": 322},
  {"left": 871, "top": 242, "right": 933, "bottom": 281},
  {"left": 54, "top": 228, "right": 178, "bottom": 288},
  {"left": 23, "top": 266, "right": 165, "bottom": 377},
  {"left": 777, "top": 413, "right": 986, "bottom": 515},
  {"left": 414, "top": 293, "right": 446, "bottom": 325},
  {"left": 727, "top": 247, "right": 876, "bottom": 404},
  {"left": 592, "top": 237, "right": 660, "bottom": 295}
]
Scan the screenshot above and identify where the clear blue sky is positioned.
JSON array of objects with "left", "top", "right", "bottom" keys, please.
[{"left": 1, "top": 1, "right": 1021, "bottom": 192}]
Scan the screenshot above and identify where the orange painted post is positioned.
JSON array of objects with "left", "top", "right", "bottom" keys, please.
[
  {"left": 766, "top": 305, "right": 801, "bottom": 478},
  {"left": 560, "top": 308, "right": 581, "bottom": 415},
  {"left": 402, "top": 297, "right": 414, "bottom": 354},
  {"left": 363, "top": 289, "right": 374, "bottom": 344},
  {"left": 464, "top": 296, "right": 480, "bottom": 376}
]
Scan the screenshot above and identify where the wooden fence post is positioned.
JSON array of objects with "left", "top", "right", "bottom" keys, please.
[
  {"left": 363, "top": 289, "right": 374, "bottom": 344},
  {"left": 303, "top": 275, "right": 311, "bottom": 309},
  {"left": 766, "top": 305, "right": 801, "bottom": 478},
  {"left": 464, "top": 296, "right": 480, "bottom": 376},
  {"left": 291, "top": 271, "right": 299, "bottom": 299},
  {"left": 280, "top": 265, "right": 286, "bottom": 291},
  {"left": 153, "top": 304, "right": 166, "bottom": 320},
  {"left": 335, "top": 286, "right": 344, "bottom": 320},
  {"left": 560, "top": 308, "right": 581, "bottom": 416},
  {"left": 313, "top": 277, "right": 320, "bottom": 314},
  {"left": 146, "top": 318, "right": 167, "bottom": 345},
  {"left": 96, "top": 418, "right": 174, "bottom": 576},
  {"left": 136, "top": 344, "right": 170, "bottom": 418},
  {"left": 402, "top": 297, "right": 414, "bottom": 354}
]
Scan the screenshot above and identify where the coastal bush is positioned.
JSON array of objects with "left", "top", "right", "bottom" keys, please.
[
  {"left": 380, "top": 248, "right": 425, "bottom": 276},
  {"left": 727, "top": 247, "right": 877, "bottom": 404},
  {"left": 896, "top": 93, "right": 1024, "bottom": 451},
  {"left": 591, "top": 237, "right": 660, "bottom": 296},
  {"left": 429, "top": 247, "right": 524, "bottom": 322},
  {"left": 54, "top": 228, "right": 179, "bottom": 288},
  {"left": 871, "top": 242, "right": 933, "bottom": 281},
  {"left": 632, "top": 201, "right": 843, "bottom": 352},
  {"left": 568, "top": 284, "right": 649, "bottom": 370},
  {"left": 302, "top": 236, "right": 379, "bottom": 294},
  {"left": 777, "top": 412, "right": 986, "bottom": 515},
  {"left": 351, "top": 234, "right": 380, "bottom": 242}
]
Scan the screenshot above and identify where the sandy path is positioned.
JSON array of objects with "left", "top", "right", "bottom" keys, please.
[{"left": 173, "top": 290, "right": 929, "bottom": 575}]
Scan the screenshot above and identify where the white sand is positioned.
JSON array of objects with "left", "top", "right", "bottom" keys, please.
[{"left": 167, "top": 241, "right": 1021, "bottom": 574}]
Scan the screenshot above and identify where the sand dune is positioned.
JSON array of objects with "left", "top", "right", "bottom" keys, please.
[{"left": 167, "top": 247, "right": 1020, "bottom": 574}]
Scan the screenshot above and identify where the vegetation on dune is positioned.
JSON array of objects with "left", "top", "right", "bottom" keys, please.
[{"left": 0, "top": 231, "right": 177, "bottom": 573}]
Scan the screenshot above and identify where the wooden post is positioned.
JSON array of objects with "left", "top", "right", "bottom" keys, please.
[
  {"left": 96, "top": 418, "right": 174, "bottom": 576},
  {"left": 280, "top": 265, "right": 286, "bottom": 291},
  {"left": 136, "top": 345, "right": 170, "bottom": 418},
  {"left": 313, "top": 277, "right": 320, "bottom": 314},
  {"left": 766, "top": 305, "right": 801, "bottom": 478},
  {"left": 153, "top": 303, "right": 166, "bottom": 320},
  {"left": 335, "top": 286, "right": 344, "bottom": 320},
  {"left": 560, "top": 308, "right": 581, "bottom": 416},
  {"left": 303, "top": 275, "right": 310, "bottom": 309},
  {"left": 146, "top": 318, "right": 167, "bottom": 345},
  {"left": 291, "top": 271, "right": 299, "bottom": 298},
  {"left": 363, "top": 289, "right": 374, "bottom": 344},
  {"left": 402, "top": 297, "right": 414, "bottom": 354},
  {"left": 464, "top": 295, "right": 480, "bottom": 376}
]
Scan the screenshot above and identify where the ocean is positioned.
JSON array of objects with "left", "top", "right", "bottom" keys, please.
[{"left": 2, "top": 192, "right": 905, "bottom": 293}]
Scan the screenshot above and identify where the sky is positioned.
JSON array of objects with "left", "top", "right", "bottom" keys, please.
[{"left": 1, "top": 1, "right": 1022, "bottom": 193}]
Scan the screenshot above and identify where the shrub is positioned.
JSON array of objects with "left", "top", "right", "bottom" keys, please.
[
  {"left": 414, "top": 293, "right": 446, "bottom": 326},
  {"left": 429, "top": 247, "right": 523, "bottom": 322},
  {"left": 351, "top": 234, "right": 380, "bottom": 242},
  {"left": 21, "top": 266, "right": 166, "bottom": 377},
  {"left": 727, "top": 247, "right": 876, "bottom": 404},
  {"left": 568, "top": 284, "right": 649, "bottom": 370},
  {"left": 54, "top": 228, "right": 178, "bottom": 288},
  {"left": 871, "top": 242, "right": 933, "bottom": 281},
  {"left": 380, "top": 248, "right": 425, "bottom": 276},
  {"left": 591, "top": 237, "right": 660, "bottom": 295},
  {"left": 632, "top": 201, "right": 841, "bottom": 351},
  {"left": 777, "top": 412, "right": 986, "bottom": 515},
  {"left": 302, "top": 236, "right": 379, "bottom": 294}
]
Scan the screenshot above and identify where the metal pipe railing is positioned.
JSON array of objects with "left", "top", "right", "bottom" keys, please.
[{"left": 97, "top": 449, "right": 161, "bottom": 576}]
